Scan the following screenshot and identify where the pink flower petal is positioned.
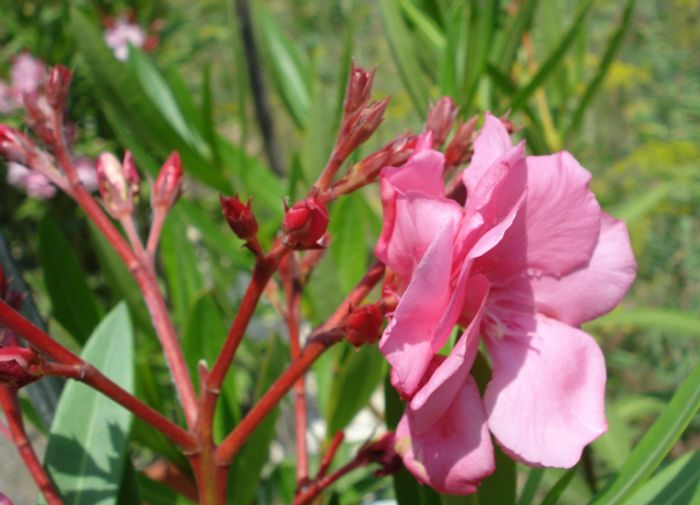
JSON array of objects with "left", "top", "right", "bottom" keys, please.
[
  {"left": 531, "top": 213, "right": 637, "bottom": 326},
  {"left": 409, "top": 274, "right": 490, "bottom": 433},
  {"left": 396, "top": 374, "right": 495, "bottom": 494},
  {"left": 380, "top": 219, "right": 458, "bottom": 398},
  {"left": 484, "top": 314, "right": 607, "bottom": 467},
  {"left": 477, "top": 152, "right": 602, "bottom": 283},
  {"left": 463, "top": 113, "right": 513, "bottom": 194}
]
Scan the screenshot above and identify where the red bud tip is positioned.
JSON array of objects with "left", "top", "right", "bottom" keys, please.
[
  {"left": 0, "top": 346, "right": 42, "bottom": 389},
  {"left": 344, "top": 62, "right": 375, "bottom": 116},
  {"left": 46, "top": 65, "right": 72, "bottom": 109},
  {"left": 122, "top": 151, "right": 141, "bottom": 200},
  {"left": 0, "top": 125, "right": 31, "bottom": 164},
  {"left": 425, "top": 97, "right": 458, "bottom": 147},
  {"left": 355, "top": 133, "right": 418, "bottom": 182},
  {"left": 282, "top": 197, "right": 329, "bottom": 249},
  {"left": 220, "top": 194, "right": 259, "bottom": 240},
  {"left": 444, "top": 115, "right": 478, "bottom": 168},
  {"left": 152, "top": 151, "right": 183, "bottom": 211},
  {"left": 346, "top": 303, "right": 384, "bottom": 347}
]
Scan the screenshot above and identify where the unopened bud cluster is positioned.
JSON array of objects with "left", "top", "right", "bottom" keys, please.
[
  {"left": 96, "top": 151, "right": 140, "bottom": 218},
  {"left": 346, "top": 303, "right": 384, "bottom": 347},
  {"left": 220, "top": 194, "right": 258, "bottom": 241},
  {"left": 282, "top": 197, "right": 329, "bottom": 249}
]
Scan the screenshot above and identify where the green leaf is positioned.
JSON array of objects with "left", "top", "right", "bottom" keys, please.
[
  {"left": 329, "top": 193, "right": 370, "bottom": 294},
  {"left": 609, "top": 183, "right": 673, "bottom": 224},
  {"left": 621, "top": 451, "right": 700, "bottom": 505},
  {"left": 540, "top": 466, "right": 577, "bottom": 505},
  {"left": 493, "top": 0, "right": 539, "bottom": 75},
  {"left": 43, "top": 303, "right": 134, "bottom": 505},
  {"left": 396, "top": 0, "right": 446, "bottom": 53},
  {"left": 518, "top": 467, "right": 545, "bottom": 505},
  {"left": 230, "top": 335, "right": 287, "bottom": 505},
  {"left": 461, "top": 0, "right": 500, "bottom": 110},
  {"left": 159, "top": 207, "right": 204, "bottom": 327},
  {"left": 509, "top": 0, "right": 593, "bottom": 112},
  {"left": 378, "top": 0, "right": 432, "bottom": 116},
  {"left": 38, "top": 216, "right": 102, "bottom": 344},
  {"left": 183, "top": 294, "right": 240, "bottom": 438},
  {"left": 478, "top": 445, "right": 516, "bottom": 505},
  {"left": 253, "top": 4, "right": 311, "bottom": 129},
  {"left": 590, "top": 360, "right": 700, "bottom": 505},
  {"left": 586, "top": 308, "right": 700, "bottom": 338},
  {"left": 70, "top": 8, "right": 230, "bottom": 192},
  {"left": 564, "top": 0, "right": 637, "bottom": 140},
  {"left": 0, "top": 229, "right": 62, "bottom": 428},
  {"left": 327, "top": 344, "right": 386, "bottom": 434}
]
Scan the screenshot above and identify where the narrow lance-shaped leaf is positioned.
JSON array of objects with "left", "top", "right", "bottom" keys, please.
[
  {"left": 508, "top": 0, "right": 594, "bottom": 112},
  {"left": 564, "top": 0, "right": 637, "bottom": 141},
  {"left": 590, "top": 359, "right": 700, "bottom": 505},
  {"left": 42, "top": 303, "right": 134, "bottom": 505},
  {"left": 38, "top": 216, "right": 102, "bottom": 344}
]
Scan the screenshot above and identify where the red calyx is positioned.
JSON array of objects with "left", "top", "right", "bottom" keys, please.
[
  {"left": 345, "top": 303, "right": 384, "bottom": 347},
  {"left": 282, "top": 197, "right": 329, "bottom": 249},
  {"left": 0, "top": 346, "right": 42, "bottom": 389},
  {"left": 220, "top": 194, "right": 258, "bottom": 240}
]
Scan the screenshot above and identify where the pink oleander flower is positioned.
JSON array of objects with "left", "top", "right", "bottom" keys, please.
[
  {"left": 10, "top": 53, "right": 47, "bottom": 100},
  {"left": 376, "top": 114, "right": 636, "bottom": 494},
  {"left": 5, "top": 157, "right": 97, "bottom": 199},
  {"left": 104, "top": 17, "right": 147, "bottom": 61}
]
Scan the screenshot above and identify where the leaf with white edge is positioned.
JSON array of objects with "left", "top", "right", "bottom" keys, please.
[
  {"left": 621, "top": 451, "right": 700, "bottom": 505},
  {"left": 43, "top": 303, "right": 134, "bottom": 505}
]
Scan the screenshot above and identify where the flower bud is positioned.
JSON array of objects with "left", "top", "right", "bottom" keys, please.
[
  {"left": 46, "top": 65, "right": 72, "bottom": 109},
  {"left": 220, "top": 194, "right": 258, "bottom": 240},
  {"left": 444, "top": 115, "right": 478, "bottom": 168},
  {"left": 282, "top": 197, "right": 329, "bottom": 249},
  {"left": 425, "top": 97, "right": 458, "bottom": 148},
  {"left": 345, "top": 303, "right": 384, "bottom": 347},
  {"left": 345, "top": 97, "right": 390, "bottom": 149},
  {"left": 97, "top": 152, "right": 134, "bottom": 218},
  {"left": 122, "top": 151, "right": 140, "bottom": 201},
  {"left": 0, "top": 125, "right": 31, "bottom": 164},
  {"left": 152, "top": 151, "right": 182, "bottom": 211},
  {"left": 344, "top": 62, "right": 375, "bottom": 116},
  {"left": 353, "top": 134, "right": 418, "bottom": 182},
  {"left": 359, "top": 433, "right": 402, "bottom": 477},
  {"left": 0, "top": 346, "right": 42, "bottom": 389}
]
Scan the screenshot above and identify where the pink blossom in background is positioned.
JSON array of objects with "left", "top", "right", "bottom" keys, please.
[
  {"left": 104, "top": 17, "right": 146, "bottom": 61},
  {"left": 376, "top": 114, "right": 636, "bottom": 494},
  {"left": 9, "top": 54, "right": 46, "bottom": 100},
  {"left": 5, "top": 156, "right": 97, "bottom": 199},
  {"left": 0, "top": 82, "right": 13, "bottom": 114},
  {"left": 74, "top": 157, "right": 98, "bottom": 192}
]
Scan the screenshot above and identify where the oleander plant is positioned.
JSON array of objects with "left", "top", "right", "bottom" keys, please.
[{"left": 0, "top": 1, "right": 698, "bottom": 505}]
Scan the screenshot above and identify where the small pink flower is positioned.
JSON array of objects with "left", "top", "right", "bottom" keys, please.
[
  {"left": 376, "top": 114, "right": 636, "bottom": 493},
  {"left": 10, "top": 53, "right": 47, "bottom": 99},
  {"left": 5, "top": 161, "right": 57, "bottom": 199},
  {"left": 75, "top": 157, "right": 98, "bottom": 192},
  {"left": 104, "top": 17, "right": 147, "bottom": 61}
]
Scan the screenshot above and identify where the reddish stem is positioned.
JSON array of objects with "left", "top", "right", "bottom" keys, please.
[
  {"left": 217, "top": 260, "right": 385, "bottom": 465},
  {"left": 48, "top": 114, "right": 198, "bottom": 428},
  {"left": 317, "top": 431, "right": 345, "bottom": 478},
  {"left": 143, "top": 459, "right": 199, "bottom": 502},
  {"left": 294, "top": 454, "right": 366, "bottom": 505},
  {"left": 217, "top": 328, "right": 345, "bottom": 465},
  {"left": 0, "top": 387, "right": 62, "bottom": 505},
  {"left": 281, "top": 255, "right": 309, "bottom": 487},
  {"left": 0, "top": 301, "right": 196, "bottom": 451}
]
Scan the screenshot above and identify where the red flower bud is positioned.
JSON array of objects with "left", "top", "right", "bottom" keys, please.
[
  {"left": 0, "top": 346, "right": 42, "bottom": 389},
  {"left": 282, "top": 197, "right": 329, "bottom": 249},
  {"left": 46, "top": 65, "right": 72, "bottom": 109},
  {"left": 344, "top": 97, "right": 390, "bottom": 150},
  {"left": 346, "top": 303, "right": 384, "bottom": 347},
  {"left": 96, "top": 152, "right": 136, "bottom": 218},
  {"left": 220, "top": 194, "right": 258, "bottom": 240},
  {"left": 359, "top": 432, "right": 402, "bottom": 477},
  {"left": 152, "top": 151, "right": 183, "bottom": 211},
  {"left": 445, "top": 115, "right": 478, "bottom": 168},
  {"left": 354, "top": 133, "right": 418, "bottom": 182},
  {"left": 344, "top": 62, "right": 375, "bottom": 116},
  {"left": 425, "top": 97, "right": 458, "bottom": 148},
  {"left": 122, "top": 150, "right": 140, "bottom": 201},
  {"left": 0, "top": 125, "right": 31, "bottom": 164}
]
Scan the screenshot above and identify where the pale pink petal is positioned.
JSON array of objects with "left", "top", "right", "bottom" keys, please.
[
  {"left": 104, "top": 18, "right": 147, "bottom": 61},
  {"left": 75, "top": 157, "right": 98, "bottom": 192},
  {"left": 409, "top": 274, "right": 490, "bottom": 432},
  {"left": 0, "top": 81, "right": 16, "bottom": 113},
  {"left": 396, "top": 374, "right": 495, "bottom": 494},
  {"left": 380, "top": 220, "right": 457, "bottom": 398},
  {"left": 379, "top": 192, "right": 462, "bottom": 282},
  {"left": 6, "top": 162, "right": 30, "bottom": 186},
  {"left": 477, "top": 152, "right": 602, "bottom": 283},
  {"left": 531, "top": 213, "right": 637, "bottom": 326},
  {"left": 23, "top": 172, "right": 57, "bottom": 199},
  {"left": 10, "top": 54, "right": 46, "bottom": 97},
  {"left": 463, "top": 113, "right": 512, "bottom": 194},
  {"left": 484, "top": 314, "right": 607, "bottom": 467}
]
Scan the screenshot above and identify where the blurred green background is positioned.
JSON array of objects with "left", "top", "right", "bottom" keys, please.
[{"left": 0, "top": 0, "right": 699, "bottom": 504}]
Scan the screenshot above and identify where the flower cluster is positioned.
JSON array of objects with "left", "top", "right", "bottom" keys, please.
[{"left": 376, "top": 114, "right": 636, "bottom": 493}]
